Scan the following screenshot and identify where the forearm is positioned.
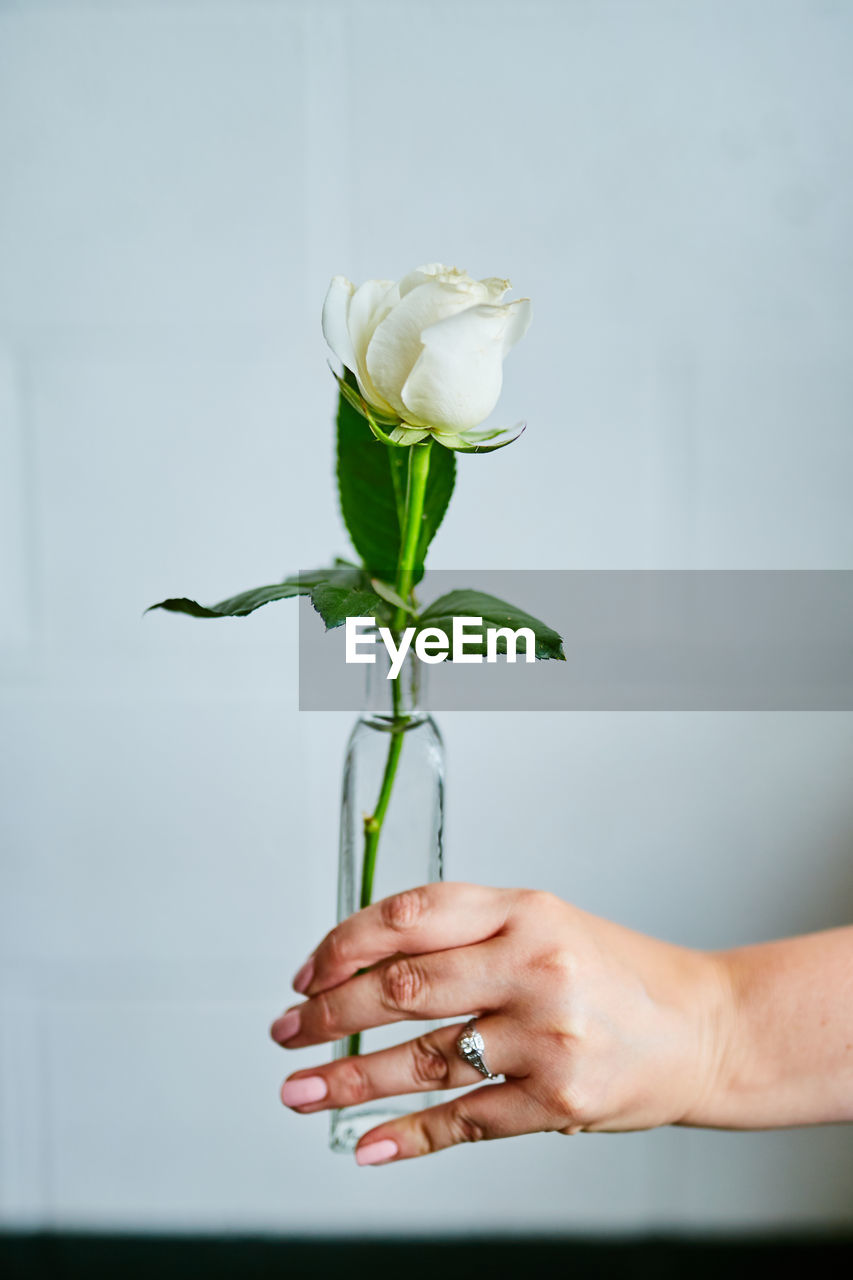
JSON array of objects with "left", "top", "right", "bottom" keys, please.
[{"left": 689, "top": 925, "right": 853, "bottom": 1129}]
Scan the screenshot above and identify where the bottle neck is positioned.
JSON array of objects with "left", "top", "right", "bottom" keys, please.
[{"left": 362, "top": 638, "right": 426, "bottom": 723}]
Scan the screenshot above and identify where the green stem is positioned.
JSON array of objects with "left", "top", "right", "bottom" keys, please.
[
  {"left": 391, "top": 442, "right": 432, "bottom": 632},
  {"left": 347, "top": 442, "right": 432, "bottom": 1058}
]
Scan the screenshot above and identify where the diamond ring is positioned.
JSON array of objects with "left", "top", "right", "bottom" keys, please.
[{"left": 456, "top": 1019, "right": 499, "bottom": 1081}]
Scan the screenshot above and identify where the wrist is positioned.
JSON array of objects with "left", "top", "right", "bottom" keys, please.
[{"left": 675, "top": 946, "right": 741, "bottom": 1128}]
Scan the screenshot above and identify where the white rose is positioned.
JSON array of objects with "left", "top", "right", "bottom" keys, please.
[{"left": 322, "top": 263, "right": 531, "bottom": 438}]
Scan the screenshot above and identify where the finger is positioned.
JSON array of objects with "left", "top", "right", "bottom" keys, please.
[
  {"left": 273, "top": 939, "right": 510, "bottom": 1048},
  {"left": 353, "top": 1080, "right": 544, "bottom": 1164},
  {"left": 280, "top": 1015, "right": 527, "bottom": 1113},
  {"left": 292, "top": 882, "right": 518, "bottom": 996}
]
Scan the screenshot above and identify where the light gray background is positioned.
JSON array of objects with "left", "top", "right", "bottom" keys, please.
[{"left": 1, "top": 0, "right": 852, "bottom": 1236}]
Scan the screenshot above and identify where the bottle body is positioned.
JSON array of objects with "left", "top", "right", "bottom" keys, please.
[{"left": 329, "top": 649, "right": 444, "bottom": 1153}]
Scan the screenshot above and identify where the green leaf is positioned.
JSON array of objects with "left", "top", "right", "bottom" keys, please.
[
  {"left": 144, "top": 578, "right": 308, "bottom": 618},
  {"left": 309, "top": 581, "right": 387, "bottom": 630},
  {"left": 419, "top": 589, "right": 566, "bottom": 660},
  {"left": 370, "top": 577, "right": 416, "bottom": 613},
  {"left": 336, "top": 368, "right": 456, "bottom": 582},
  {"left": 329, "top": 362, "right": 400, "bottom": 428},
  {"left": 432, "top": 423, "right": 526, "bottom": 453},
  {"left": 299, "top": 564, "right": 365, "bottom": 590},
  {"left": 388, "top": 425, "right": 429, "bottom": 445},
  {"left": 144, "top": 564, "right": 389, "bottom": 627}
]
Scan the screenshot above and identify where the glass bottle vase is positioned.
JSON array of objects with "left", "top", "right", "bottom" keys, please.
[{"left": 329, "top": 644, "right": 444, "bottom": 1153}]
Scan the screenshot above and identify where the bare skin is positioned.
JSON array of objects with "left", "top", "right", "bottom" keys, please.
[{"left": 269, "top": 882, "right": 853, "bottom": 1164}]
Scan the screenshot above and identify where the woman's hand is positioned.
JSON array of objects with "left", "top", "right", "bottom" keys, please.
[{"left": 270, "top": 883, "right": 735, "bottom": 1164}]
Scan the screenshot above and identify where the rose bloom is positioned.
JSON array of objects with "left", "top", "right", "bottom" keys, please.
[{"left": 322, "top": 263, "right": 531, "bottom": 435}]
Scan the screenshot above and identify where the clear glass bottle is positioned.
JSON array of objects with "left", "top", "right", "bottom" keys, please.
[{"left": 329, "top": 642, "right": 444, "bottom": 1153}]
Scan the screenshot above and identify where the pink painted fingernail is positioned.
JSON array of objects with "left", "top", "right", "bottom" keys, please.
[
  {"left": 292, "top": 956, "right": 315, "bottom": 995},
  {"left": 355, "top": 1138, "right": 399, "bottom": 1166},
  {"left": 281, "top": 1075, "right": 328, "bottom": 1107},
  {"left": 272, "top": 1007, "right": 300, "bottom": 1043}
]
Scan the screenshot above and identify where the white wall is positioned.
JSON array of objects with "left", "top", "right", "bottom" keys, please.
[{"left": 1, "top": 0, "right": 852, "bottom": 1235}]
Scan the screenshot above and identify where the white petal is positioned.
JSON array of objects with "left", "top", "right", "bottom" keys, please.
[
  {"left": 413, "top": 263, "right": 455, "bottom": 277},
  {"left": 411, "top": 266, "right": 511, "bottom": 302},
  {"left": 407, "top": 263, "right": 464, "bottom": 287},
  {"left": 347, "top": 278, "right": 397, "bottom": 360},
  {"left": 399, "top": 303, "right": 513, "bottom": 432},
  {"left": 321, "top": 276, "right": 357, "bottom": 371},
  {"left": 347, "top": 278, "right": 399, "bottom": 414},
  {"left": 500, "top": 297, "right": 533, "bottom": 354},
  {"left": 480, "top": 276, "right": 512, "bottom": 302},
  {"left": 398, "top": 266, "right": 442, "bottom": 298},
  {"left": 401, "top": 264, "right": 500, "bottom": 298},
  {"left": 365, "top": 279, "right": 478, "bottom": 417}
]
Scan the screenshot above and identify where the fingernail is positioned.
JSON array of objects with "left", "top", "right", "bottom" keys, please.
[
  {"left": 355, "top": 1138, "right": 399, "bottom": 1166},
  {"left": 292, "top": 956, "right": 315, "bottom": 995},
  {"left": 271, "top": 1007, "right": 300, "bottom": 1043},
  {"left": 281, "top": 1075, "right": 328, "bottom": 1107}
]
